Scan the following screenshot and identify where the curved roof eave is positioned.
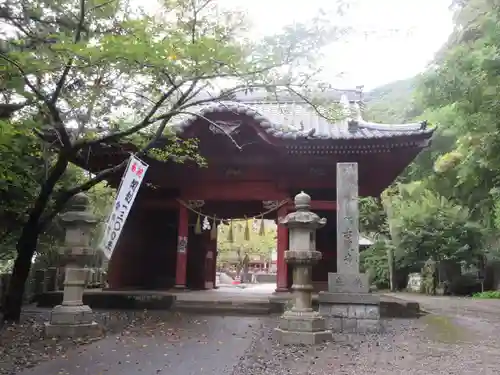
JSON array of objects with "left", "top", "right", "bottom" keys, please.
[{"left": 170, "top": 100, "right": 435, "bottom": 141}]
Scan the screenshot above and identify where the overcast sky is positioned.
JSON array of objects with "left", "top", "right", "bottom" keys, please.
[
  {"left": 218, "top": 0, "right": 454, "bottom": 90},
  {"left": 137, "top": 0, "right": 455, "bottom": 90}
]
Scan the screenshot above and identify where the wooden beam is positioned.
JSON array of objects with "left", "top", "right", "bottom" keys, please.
[
  {"left": 181, "top": 182, "right": 288, "bottom": 201},
  {"left": 138, "top": 200, "right": 178, "bottom": 209},
  {"left": 138, "top": 199, "right": 337, "bottom": 211}
]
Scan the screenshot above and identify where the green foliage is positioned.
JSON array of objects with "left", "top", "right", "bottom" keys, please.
[
  {"left": 417, "top": 0, "right": 500, "bottom": 226},
  {"left": 0, "top": 0, "right": 343, "bottom": 230},
  {"left": 473, "top": 290, "right": 500, "bottom": 299},
  {"left": 218, "top": 219, "right": 277, "bottom": 260},
  {"left": 0, "top": 0, "right": 349, "bottom": 319},
  {"left": 391, "top": 185, "right": 484, "bottom": 269},
  {"left": 0, "top": 0, "right": 340, "bottom": 258},
  {"left": 360, "top": 238, "right": 390, "bottom": 289},
  {"left": 359, "top": 0, "right": 500, "bottom": 289},
  {"left": 359, "top": 197, "right": 388, "bottom": 236}
]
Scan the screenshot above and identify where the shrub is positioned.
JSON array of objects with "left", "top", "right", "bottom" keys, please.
[{"left": 473, "top": 290, "right": 500, "bottom": 299}]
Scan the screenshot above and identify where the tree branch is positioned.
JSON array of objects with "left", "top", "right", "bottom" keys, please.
[
  {"left": 0, "top": 54, "right": 48, "bottom": 104},
  {"left": 27, "top": 152, "right": 69, "bottom": 234},
  {"left": 174, "top": 110, "right": 242, "bottom": 150},
  {"left": 74, "top": 83, "right": 181, "bottom": 149},
  {"left": 49, "top": 0, "right": 86, "bottom": 105},
  {"left": 39, "top": 158, "right": 127, "bottom": 229},
  {"left": 87, "top": 0, "right": 116, "bottom": 14},
  {"left": 0, "top": 53, "right": 73, "bottom": 149},
  {"left": 0, "top": 102, "right": 31, "bottom": 119}
]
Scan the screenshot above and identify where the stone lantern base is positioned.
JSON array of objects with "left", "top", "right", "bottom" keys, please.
[
  {"left": 274, "top": 310, "right": 332, "bottom": 345},
  {"left": 44, "top": 266, "right": 102, "bottom": 338},
  {"left": 44, "top": 304, "right": 102, "bottom": 338}
]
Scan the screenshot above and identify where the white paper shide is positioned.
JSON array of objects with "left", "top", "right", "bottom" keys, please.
[{"left": 100, "top": 156, "right": 148, "bottom": 259}]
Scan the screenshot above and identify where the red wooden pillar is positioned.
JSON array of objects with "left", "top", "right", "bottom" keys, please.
[
  {"left": 175, "top": 203, "right": 189, "bottom": 288},
  {"left": 213, "top": 248, "right": 218, "bottom": 288},
  {"left": 276, "top": 205, "right": 288, "bottom": 292},
  {"left": 204, "top": 235, "right": 216, "bottom": 289}
]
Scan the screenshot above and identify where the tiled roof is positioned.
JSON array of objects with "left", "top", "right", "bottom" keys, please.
[{"left": 170, "top": 92, "right": 433, "bottom": 140}]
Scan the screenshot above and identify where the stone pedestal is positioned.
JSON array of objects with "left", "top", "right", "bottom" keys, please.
[
  {"left": 45, "top": 193, "right": 102, "bottom": 338},
  {"left": 45, "top": 304, "right": 101, "bottom": 337},
  {"left": 318, "top": 274, "right": 380, "bottom": 333},
  {"left": 318, "top": 163, "right": 381, "bottom": 333},
  {"left": 274, "top": 192, "right": 332, "bottom": 345}
]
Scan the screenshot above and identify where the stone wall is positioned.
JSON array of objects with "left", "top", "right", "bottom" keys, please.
[{"left": 318, "top": 294, "right": 380, "bottom": 333}]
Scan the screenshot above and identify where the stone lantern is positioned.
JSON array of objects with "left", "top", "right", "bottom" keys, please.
[
  {"left": 274, "top": 191, "right": 332, "bottom": 345},
  {"left": 44, "top": 192, "right": 101, "bottom": 338}
]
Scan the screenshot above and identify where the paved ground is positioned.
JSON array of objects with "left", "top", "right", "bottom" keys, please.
[
  {"left": 174, "top": 283, "right": 277, "bottom": 302},
  {"left": 16, "top": 314, "right": 261, "bottom": 375},
  {"left": 7, "top": 293, "right": 500, "bottom": 375},
  {"left": 388, "top": 292, "right": 500, "bottom": 318},
  {"left": 387, "top": 292, "right": 500, "bottom": 340}
]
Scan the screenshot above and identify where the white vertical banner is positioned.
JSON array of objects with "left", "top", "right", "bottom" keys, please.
[{"left": 100, "top": 155, "right": 149, "bottom": 259}]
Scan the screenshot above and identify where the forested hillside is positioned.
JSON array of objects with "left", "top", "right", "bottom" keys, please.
[
  {"left": 360, "top": 0, "right": 500, "bottom": 292},
  {"left": 364, "top": 78, "right": 420, "bottom": 123}
]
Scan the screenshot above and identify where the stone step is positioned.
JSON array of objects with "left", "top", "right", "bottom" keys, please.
[
  {"left": 36, "top": 291, "right": 175, "bottom": 310},
  {"left": 172, "top": 300, "right": 281, "bottom": 315}
]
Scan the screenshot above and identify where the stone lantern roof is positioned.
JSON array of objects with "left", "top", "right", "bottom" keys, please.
[
  {"left": 279, "top": 191, "right": 327, "bottom": 229},
  {"left": 59, "top": 192, "right": 98, "bottom": 224}
]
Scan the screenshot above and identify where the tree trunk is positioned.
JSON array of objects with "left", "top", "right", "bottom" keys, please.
[
  {"left": 2, "top": 225, "right": 39, "bottom": 321},
  {"left": 2, "top": 154, "right": 68, "bottom": 322}
]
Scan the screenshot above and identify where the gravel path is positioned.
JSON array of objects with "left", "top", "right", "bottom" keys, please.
[{"left": 234, "top": 316, "right": 500, "bottom": 375}]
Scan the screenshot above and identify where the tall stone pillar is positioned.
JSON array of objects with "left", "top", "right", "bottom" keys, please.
[
  {"left": 175, "top": 203, "right": 189, "bottom": 288},
  {"left": 45, "top": 193, "right": 102, "bottom": 338},
  {"left": 318, "top": 163, "right": 380, "bottom": 333},
  {"left": 274, "top": 192, "right": 332, "bottom": 345}
]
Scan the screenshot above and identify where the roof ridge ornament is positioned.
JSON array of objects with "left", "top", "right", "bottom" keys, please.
[
  {"left": 347, "top": 119, "right": 359, "bottom": 133},
  {"left": 208, "top": 120, "right": 242, "bottom": 135}
]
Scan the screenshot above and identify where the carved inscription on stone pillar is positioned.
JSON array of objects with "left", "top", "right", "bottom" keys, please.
[
  {"left": 320, "top": 163, "right": 380, "bottom": 334},
  {"left": 336, "top": 163, "right": 359, "bottom": 274}
]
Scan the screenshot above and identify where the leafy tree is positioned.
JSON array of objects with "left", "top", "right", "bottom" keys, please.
[
  {"left": 0, "top": 119, "right": 41, "bottom": 256},
  {"left": 359, "top": 0, "right": 500, "bottom": 290},
  {"left": 389, "top": 184, "right": 484, "bottom": 270},
  {"left": 0, "top": 0, "right": 346, "bottom": 320},
  {"left": 360, "top": 236, "right": 391, "bottom": 289},
  {"left": 418, "top": 0, "right": 500, "bottom": 225},
  {"left": 218, "top": 219, "right": 277, "bottom": 260},
  {"left": 359, "top": 197, "right": 389, "bottom": 237},
  {"left": 217, "top": 219, "right": 277, "bottom": 280}
]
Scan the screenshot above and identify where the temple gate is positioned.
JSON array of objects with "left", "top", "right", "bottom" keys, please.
[{"left": 66, "top": 89, "right": 434, "bottom": 291}]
